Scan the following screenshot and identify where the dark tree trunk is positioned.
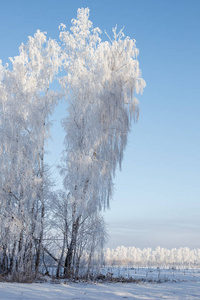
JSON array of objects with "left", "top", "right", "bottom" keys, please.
[
  {"left": 56, "top": 235, "right": 66, "bottom": 278},
  {"left": 64, "top": 216, "right": 80, "bottom": 277},
  {"left": 35, "top": 201, "right": 44, "bottom": 276}
]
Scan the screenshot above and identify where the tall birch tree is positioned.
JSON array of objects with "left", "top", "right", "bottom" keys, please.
[
  {"left": 58, "top": 8, "right": 145, "bottom": 276},
  {"left": 0, "top": 30, "right": 60, "bottom": 279}
]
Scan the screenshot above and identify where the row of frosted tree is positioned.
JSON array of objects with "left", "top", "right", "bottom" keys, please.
[
  {"left": 0, "top": 8, "right": 145, "bottom": 281},
  {"left": 104, "top": 246, "right": 200, "bottom": 268}
]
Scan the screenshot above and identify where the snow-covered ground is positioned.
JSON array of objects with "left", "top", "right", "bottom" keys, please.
[
  {"left": 0, "top": 281, "right": 199, "bottom": 300},
  {"left": 0, "top": 268, "right": 200, "bottom": 299}
]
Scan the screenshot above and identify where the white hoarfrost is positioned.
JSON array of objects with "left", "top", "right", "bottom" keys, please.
[
  {"left": 60, "top": 8, "right": 145, "bottom": 213},
  {"left": 55, "top": 8, "right": 145, "bottom": 277}
]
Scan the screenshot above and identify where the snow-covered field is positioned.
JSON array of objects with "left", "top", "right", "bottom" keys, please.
[
  {"left": 0, "top": 268, "right": 200, "bottom": 299},
  {"left": 101, "top": 266, "right": 200, "bottom": 282}
]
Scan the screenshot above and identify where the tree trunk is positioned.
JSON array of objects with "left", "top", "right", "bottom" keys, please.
[
  {"left": 35, "top": 122, "right": 45, "bottom": 277},
  {"left": 56, "top": 234, "right": 66, "bottom": 278},
  {"left": 10, "top": 240, "right": 16, "bottom": 274},
  {"left": 64, "top": 216, "right": 80, "bottom": 277},
  {"left": 35, "top": 198, "right": 44, "bottom": 276}
]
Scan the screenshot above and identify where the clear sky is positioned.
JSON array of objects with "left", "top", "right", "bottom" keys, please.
[{"left": 0, "top": 0, "right": 200, "bottom": 249}]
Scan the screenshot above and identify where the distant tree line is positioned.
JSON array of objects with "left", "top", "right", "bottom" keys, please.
[{"left": 104, "top": 246, "right": 200, "bottom": 268}]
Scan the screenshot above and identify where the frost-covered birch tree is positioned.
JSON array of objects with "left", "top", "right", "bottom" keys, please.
[
  {"left": 58, "top": 8, "right": 145, "bottom": 276},
  {"left": 0, "top": 31, "right": 60, "bottom": 280}
]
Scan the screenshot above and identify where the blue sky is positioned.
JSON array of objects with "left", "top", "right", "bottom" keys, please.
[{"left": 0, "top": 0, "right": 200, "bottom": 249}]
